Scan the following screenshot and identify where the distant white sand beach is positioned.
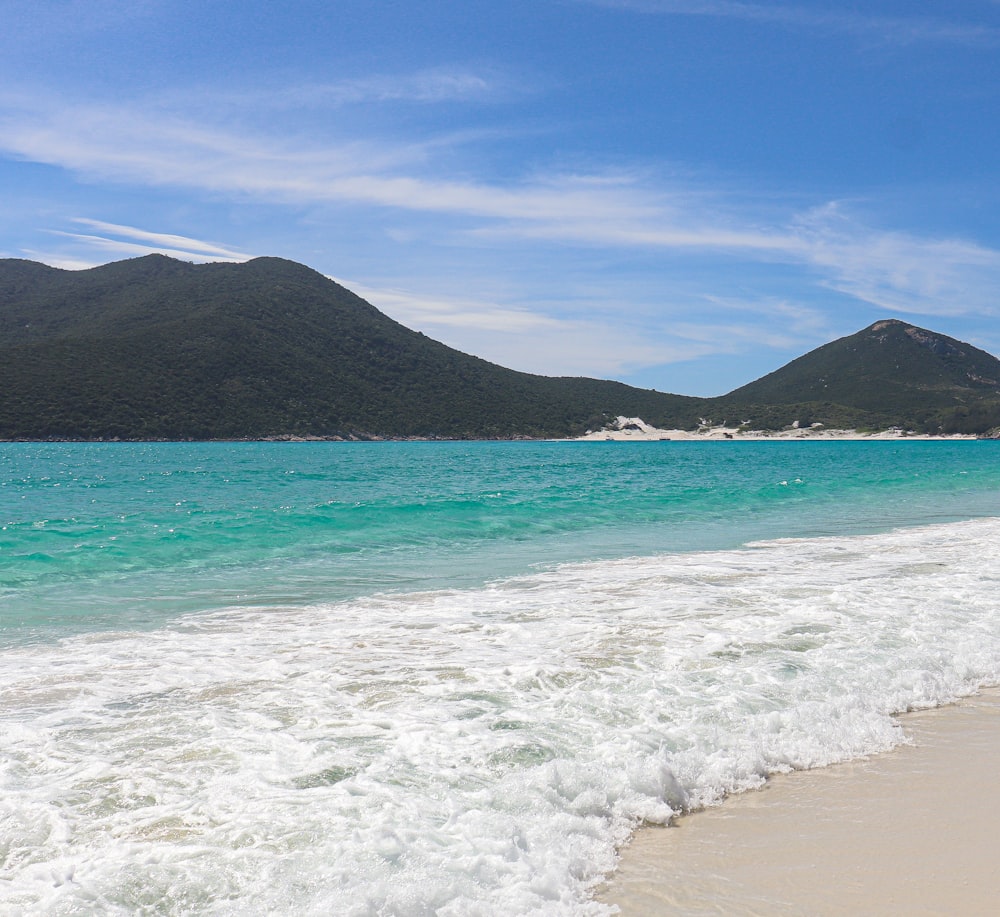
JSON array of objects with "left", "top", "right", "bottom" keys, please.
[{"left": 574, "top": 416, "right": 977, "bottom": 441}]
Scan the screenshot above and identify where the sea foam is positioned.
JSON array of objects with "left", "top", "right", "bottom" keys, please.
[{"left": 3, "top": 517, "right": 1000, "bottom": 914}]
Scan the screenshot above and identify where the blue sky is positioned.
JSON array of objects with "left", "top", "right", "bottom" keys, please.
[{"left": 3, "top": 0, "right": 999, "bottom": 395}]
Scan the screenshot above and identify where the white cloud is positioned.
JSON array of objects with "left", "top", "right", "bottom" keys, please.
[
  {"left": 0, "top": 97, "right": 791, "bottom": 251},
  {"left": 579, "top": 1, "right": 1000, "bottom": 46},
  {"left": 45, "top": 232, "right": 248, "bottom": 265},
  {"left": 69, "top": 219, "right": 252, "bottom": 260},
  {"left": 478, "top": 320, "right": 700, "bottom": 379},
  {"left": 335, "top": 280, "right": 565, "bottom": 335},
  {"left": 420, "top": 311, "right": 688, "bottom": 379},
  {"left": 694, "top": 295, "right": 832, "bottom": 339},
  {"left": 331, "top": 277, "right": 801, "bottom": 380},
  {"left": 481, "top": 219, "right": 802, "bottom": 253},
  {"left": 6, "top": 94, "right": 1000, "bottom": 325},
  {"left": 204, "top": 69, "right": 503, "bottom": 111},
  {"left": 29, "top": 221, "right": 254, "bottom": 266},
  {"left": 329, "top": 277, "right": 685, "bottom": 377},
  {"left": 17, "top": 250, "right": 103, "bottom": 271},
  {"left": 794, "top": 203, "right": 1000, "bottom": 317}
]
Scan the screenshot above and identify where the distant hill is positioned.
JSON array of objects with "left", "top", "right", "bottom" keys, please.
[
  {"left": 716, "top": 319, "right": 1000, "bottom": 435},
  {"left": 1, "top": 255, "right": 999, "bottom": 440},
  {"left": 0, "top": 255, "right": 703, "bottom": 440}
]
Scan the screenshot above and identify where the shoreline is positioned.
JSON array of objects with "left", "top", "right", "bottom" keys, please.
[
  {"left": 0, "top": 422, "right": 989, "bottom": 445},
  {"left": 574, "top": 416, "right": 979, "bottom": 442},
  {"left": 599, "top": 688, "right": 1000, "bottom": 915}
]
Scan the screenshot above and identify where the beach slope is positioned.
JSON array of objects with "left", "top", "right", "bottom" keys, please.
[{"left": 600, "top": 690, "right": 1000, "bottom": 916}]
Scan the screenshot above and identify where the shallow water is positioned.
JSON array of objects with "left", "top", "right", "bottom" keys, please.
[{"left": 3, "top": 441, "right": 1000, "bottom": 914}]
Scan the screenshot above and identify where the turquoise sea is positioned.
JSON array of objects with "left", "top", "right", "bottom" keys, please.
[{"left": 3, "top": 441, "right": 1000, "bottom": 914}]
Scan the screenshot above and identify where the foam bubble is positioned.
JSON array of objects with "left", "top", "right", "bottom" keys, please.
[{"left": 3, "top": 518, "right": 1000, "bottom": 913}]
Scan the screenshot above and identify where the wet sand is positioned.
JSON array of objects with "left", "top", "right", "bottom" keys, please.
[{"left": 600, "top": 689, "right": 1000, "bottom": 916}]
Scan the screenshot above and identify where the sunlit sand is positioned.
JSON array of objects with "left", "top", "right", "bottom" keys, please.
[{"left": 601, "top": 689, "right": 1000, "bottom": 916}]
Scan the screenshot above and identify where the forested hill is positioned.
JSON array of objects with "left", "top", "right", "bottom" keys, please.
[
  {"left": 2, "top": 255, "right": 999, "bottom": 440},
  {"left": 0, "top": 255, "right": 703, "bottom": 440},
  {"left": 718, "top": 319, "right": 1000, "bottom": 435}
]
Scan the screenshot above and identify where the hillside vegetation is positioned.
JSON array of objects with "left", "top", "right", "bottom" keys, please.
[
  {"left": 715, "top": 319, "right": 1000, "bottom": 435},
  {"left": 0, "top": 255, "right": 703, "bottom": 440},
  {"left": 2, "top": 255, "right": 999, "bottom": 440}
]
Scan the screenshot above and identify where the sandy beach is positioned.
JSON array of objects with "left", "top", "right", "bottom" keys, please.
[
  {"left": 575, "top": 417, "right": 977, "bottom": 442},
  {"left": 600, "top": 688, "right": 1000, "bottom": 916}
]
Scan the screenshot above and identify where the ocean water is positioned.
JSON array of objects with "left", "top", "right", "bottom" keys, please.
[{"left": 3, "top": 440, "right": 1000, "bottom": 915}]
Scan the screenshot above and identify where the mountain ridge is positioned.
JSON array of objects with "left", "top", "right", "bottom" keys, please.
[
  {"left": 718, "top": 318, "right": 1000, "bottom": 434},
  {"left": 0, "top": 255, "right": 703, "bottom": 440},
  {"left": 2, "top": 255, "right": 999, "bottom": 440}
]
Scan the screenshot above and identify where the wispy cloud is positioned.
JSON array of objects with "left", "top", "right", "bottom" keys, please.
[
  {"left": 0, "top": 97, "right": 515, "bottom": 210},
  {"left": 17, "top": 251, "right": 104, "bottom": 271},
  {"left": 795, "top": 203, "right": 1000, "bottom": 317},
  {"left": 37, "top": 220, "right": 253, "bottom": 266},
  {"left": 335, "top": 278, "right": 833, "bottom": 381},
  {"left": 346, "top": 280, "right": 689, "bottom": 378},
  {"left": 579, "top": 0, "right": 1000, "bottom": 46},
  {"left": 6, "top": 94, "right": 1000, "bottom": 323},
  {"left": 69, "top": 219, "right": 252, "bottom": 260},
  {"left": 694, "top": 295, "right": 832, "bottom": 339},
  {"left": 0, "top": 97, "right": 789, "bottom": 249},
  {"left": 336, "top": 280, "right": 565, "bottom": 335},
  {"left": 204, "top": 68, "right": 505, "bottom": 111}
]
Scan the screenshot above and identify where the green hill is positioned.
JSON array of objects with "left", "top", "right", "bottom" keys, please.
[
  {"left": 0, "top": 255, "right": 704, "bottom": 440},
  {"left": 2, "top": 256, "right": 999, "bottom": 440},
  {"left": 715, "top": 319, "right": 1000, "bottom": 434}
]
